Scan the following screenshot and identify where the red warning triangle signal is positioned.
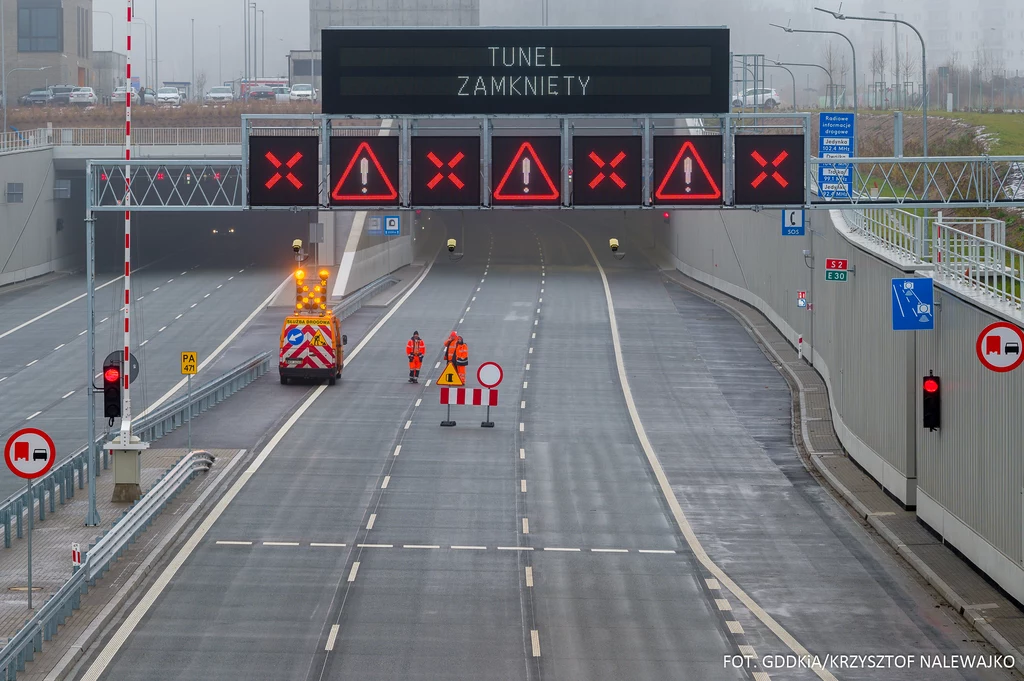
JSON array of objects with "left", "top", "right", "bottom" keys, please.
[
  {"left": 655, "top": 140, "right": 722, "bottom": 201},
  {"left": 494, "top": 142, "right": 559, "bottom": 200},
  {"left": 331, "top": 141, "right": 398, "bottom": 201}
]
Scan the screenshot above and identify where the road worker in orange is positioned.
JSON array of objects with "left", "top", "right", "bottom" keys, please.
[
  {"left": 406, "top": 330, "right": 425, "bottom": 383},
  {"left": 443, "top": 331, "right": 469, "bottom": 383}
]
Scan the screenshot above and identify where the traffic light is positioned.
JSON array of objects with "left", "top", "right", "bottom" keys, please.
[
  {"left": 294, "top": 269, "right": 308, "bottom": 311},
  {"left": 922, "top": 373, "right": 941, "bottom": 431},
  {"left": 103, "top": 359, "right": 122, "bottom": 420}
]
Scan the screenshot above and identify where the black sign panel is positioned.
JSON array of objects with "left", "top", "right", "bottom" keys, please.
[
  {"left": 321, "top": 27, "right": 730, "bottom": 115},
  {"left": 329, "top": 136, "right": 400, "bottom": 207},
  {"left": 411, "top": 137, "right": 481, "bottom": 206},
  {"left": 248, "top": 136, "right": 320, "bottom": 207},
  {"left": 571, "top": 136, "right": 642, "bottom": 206},
  {"left": 653, "top": 136, "right": 724, "bottom": 206},
  {"left": 734, "top": 135, "right": 805, "bottom": 206},
  {"left": 491, "top": 136, "right": 561, "bottom": 205}
]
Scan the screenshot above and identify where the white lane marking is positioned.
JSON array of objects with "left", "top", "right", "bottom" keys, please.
[
  {"left": 175, "top": 314, "right": 182, "bottom": 320},
  {"left": 425, "top": 380, "right": 431, "bottom": 386},
  {"left": 403, "top": 544, "right": 440, "bottom": 549},
  {"left": 434, "top": 362, "right": 440, "bottom": 369},
  {"left": 465, "top": 307, "right": 471, "bottom": 312},
  {"left": 536, "top": 308, "right": 540, "bottom": 314},
  {"left": 264, "top": 541, "right": 300, "bottom": 546},
  {"left": 26, "top": 359, "right": 38, "bottom": 367},
  {"left": 497, "top": 546, "right": 533, "bottom": 551},
  {"left": 228, "top": 276, "right": 234, "bottom": 281},
  {"left": 181, "top": 271, "right": 187, "bottom": 276},
  {"left": 739, "top": 645, "right": 757, "bottom": 658},
  {"left": 26, "top": 411, "right": 42, "bottom": 420},
  {"left": 405, "top": 421, "right": 411, "bottom": 430},
  {"left": 140, "top": 340, "right": 149, "bottom": 347},
  {"left": 528, "top": 347, "right": 533, "bottom": 354},
  {"left": 239, "top": 269, "right": 244, "bottom": 273},
  {"left": 532, "top": 332, "right": 535, "bottom": 339},
  {"left": 534, "top": 320, "right": 538, "bottom": 326},
  {"left": 520, "top": 480, "right": 527, "bottom": 493},
  {"left": 158, "top": 326, "right": 166, "bottom": 333},
  {"left": 472, "top": 296, "right": 476, "bottom": 301},
  {"left": 459, "top": 318, "right": 464, "bottom": 323},
  {"left": 381, "top": 475, "right": 391, "bottom": 489},
  {"left": 167, "top": 279, "right": 174, "bottom": 283},
  {"left": 414, "top": 399, "right": 421, "bottom": 408},
  {"left": 522, "top": 518, "right": 529, "bottom": 534},
  {"left": 570, "top": 227, "right": 837, "bottom": 681},
  {"left": 0, "top": 377, "right": 6, "bottom": 383},
  {"left": 366, "top": 514, "right": 376, "bottom": 530},
  {"left": 393, "top": 445, "right": 401, "bottom": 457},
  {"left": 357, "top": 543, "right": 393, "bottom": 548},
  {"left": 706, "top": 579, "right": 721, "bottom": 590},
  {"left": 544, "top": 547, "right": 580, "bottom": 552},
  {"left": 190, "top": 303, "right": 197, "bottom": 309},
  {"left": 310, "top": 543, "right": 346, "bottom": 547},
  {"left": 728, "top": 621, "right": 745, "bottom": 634},
  {"left": 531, "top": 630, "right": 541, "bottom": 657},
  {"left": 542, "top": 279, "right": 545, "bottom": 284},
  {"left": 54, "top": 344, "right": 65, "bottom": 351},
  {"left": 137, "top": 296, "right": 144, "bottom": 301},
  {"left": 538, "top": 298, "right": 542, "bottom": 303},
  {"left": 325, "top": 624, "right": 340, "bottom": 651},
  {"left": 215, "top": 540, "right": 252, "bottom": 546},
  {"left": 523, "top": 381, "right": 528, "bottom": 389},
  {"left": 78, "top": 330, "right": 87, "bottom": 336},
  {"left": 204, "top": 293, "right": 211, "bottom": 299},
  {"left": 519, "top": 448, "right": 525, "bottom": 459},
  {"left": 62, "top": 390, "right": 75, "bottom": 399},
  {"left": 0, "top": 274, "right": 122, "bottom": 341},
  {"left": 519, "top": 423, "right": 525, "bottom": 432},
  {"left": 79, "top": 256, "right": 440, "bottom": 681},
  {"left": 525, "top": 364, "right": 530, "bottom": 371},
  {"left": 540, "top": 288, "right": 544, "bottom": 293},
  {"left": 347, "top": 562, "right": 360, "bottom": 582},
  {"left": 525, "top": 566, "right": 534, "bottom": 587},
  {"left": 153, "top": 287, "right": 160, "bottom": 291},
  {"left": 451, "top": 545, "right": 487, "bottom": 550},
  {"left": 217, "top": 284, "right": 223, "bottom": 289},
  {"left": 638, "top": 549, "right": 675, "bottom": 554},
  {"left": 753, "top": 672, "right": 772, "bottom": 681},
  {"left": 100, "top": 317, "right": 108, "bottom": 323},
  {"left": 716, "top": 599, "right": 732, "bottom": 611},
  {"left": 591, "top": 548, "right": 628, "bottom": 553},
  {"left": 476, "top": 287, "right": 480, "bottom": 292},
  {"left": 481, "top": 278, "right": 485, "bottom": 283},
  {"left": 520, "top": 401, "right": 526, "bottom": 409}
]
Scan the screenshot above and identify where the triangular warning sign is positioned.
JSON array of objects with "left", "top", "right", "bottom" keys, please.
[
  {"left": 655, "top": 140, "right": 722, "bottom": 201},
  {"left": 310, "top": 330, "right": 327, "bottom": 346},
  {"left": 331, "top": 141, "right": 399, "bottom": 201},
  {"left": 436, "top": 361, "right": 464, "bottom": 386},
  {"left": 494, "top": 142, "right": 559, "bottom": 200}
]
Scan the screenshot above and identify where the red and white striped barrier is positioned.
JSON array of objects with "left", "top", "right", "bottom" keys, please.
[
  {"left": 440, "top": 387, "right": 498, "bottom": 406},
  {"left": 72, "top": 542, "right": 81, "bottom": 567}
]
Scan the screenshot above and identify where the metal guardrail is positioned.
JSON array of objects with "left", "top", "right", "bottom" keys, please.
[
  {"left": 0, "top": 351, "right": 271, "bottom": 549},
  {"left": 1, "top": 127, "right": 243, "bottom": 154},
  {"left": 0, "top": 450, "right": 215, "bottom": 680},
  {"left": 332, "top": 274, "right": 399, "bottom": 320}
]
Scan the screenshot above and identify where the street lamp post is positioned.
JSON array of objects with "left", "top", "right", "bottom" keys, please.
[
  {"left": 766, "top": 64, "right": 798, "bottom": 111},
  {"left": 134, "top": 18, "right": 153, "bottom": 87},
  {"left": 817, "top": 7, "right": 928, "bottom": 156},
  {"left": 250, "top": 3, "right": 258, "bottom": 85},
  {"left": 258, "top": 10, "right": 265, "bottom": 79},
  {"left": 770, "top": 23, "right": 857, "bottom": 154},
  {"left": 879, "top": 11, "right": 899, "bottom": 108},
  {"left": 190, "top": 18, "right": 195, "bottom": 101},
  {"left": 4, "top": 67, "right": 52, "bottom": 134},
  {"left": 94, "top": 10, "right": 116, "bottom": 52},
  {"left": 770, "top": 59, "right": 834, "bottom": 109}
]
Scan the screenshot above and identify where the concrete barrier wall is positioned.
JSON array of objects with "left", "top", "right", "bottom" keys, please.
[
  {"left": 326, "top": 210, "right": 413, "bottom": 298},
  {"left": 659, "top": 208, "right": 1024, "bottom": 603},
  {"left": 0, "top": 148, "right": 85, "bottom": 287}
]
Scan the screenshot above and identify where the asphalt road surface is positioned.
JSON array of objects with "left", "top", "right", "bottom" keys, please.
[{"left": 80, "top": 213, "right": 1013, "bottom": 681}]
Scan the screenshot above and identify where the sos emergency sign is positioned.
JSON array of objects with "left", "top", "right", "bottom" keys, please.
[{"left": 5, "top": 427, "right": 56, "bottom": 479}]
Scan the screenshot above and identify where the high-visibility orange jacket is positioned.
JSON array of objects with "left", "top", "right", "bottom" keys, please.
[
  {"left": 406, "top": 337, "right": 425, "bottom": 369},
  {"left": 443, "top": 337, "right": 468, "bottom": 367}
]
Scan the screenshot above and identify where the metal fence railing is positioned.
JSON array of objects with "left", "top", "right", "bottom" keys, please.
[
  {"left": 0, "top": 351, "right": 271, "bottom": 549},
  {"left": 0, "top": 450, "right": 216, "bottom": 680},
  {"left": 0, "top": 127, "right": 243, "bottom": 154}
]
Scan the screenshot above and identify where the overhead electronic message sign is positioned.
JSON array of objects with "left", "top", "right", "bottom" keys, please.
[
  {"left": 248, "top": 136, "right": 320, "bottom": 207},
  {"left": 653, "top": 136, "right": 723, "bottom": 205},
  {"left": 329, "top": 136, "right": 400, "bottom": 207},
  {"left": 733, "top": 135, "right": 805, "bottom": 206},
  {"left": 571, "top": 136, "right": 642, "bottom": 206},
  {"left": 411, "top": 137, "right": 481, "bottom": 206},
  {"left": 321, "top": 27, "right": 730, "bottom": 115},
  {"left": 491, "top": 137, "right": 561, "bottom": 205}
]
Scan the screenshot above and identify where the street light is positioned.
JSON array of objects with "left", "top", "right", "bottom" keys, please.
[
  {"left": 816, "top": 7, "right": 928, "bottom": 156},
  {"left": 134, "top": 18, "right": 154, "bottom": 87},
  {"left": 766, "top": 64, "right": 797, "bottom": 111},
  {"left": 94, "top": 10, "right": 116, "bottom": 52},
  {"left": 770, "top": 59, "right": 834, "bottom": 109},
  {"left": 3, "top": 66, "right": 52, "bottom": 134},
  {"left": 769, "top": 23, "right": 857, "bottom": 154},
  {"left": 250, "top": 3, "right": 258, "bottom": 85},
  {"left": 258, "top": 10, "right": 265, "bottom": 79},
  {"left": 879, "top": 11, "right": 899, "bottom": 107}
]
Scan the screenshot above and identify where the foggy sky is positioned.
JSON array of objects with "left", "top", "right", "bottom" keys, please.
[{"left": 91, "top": 0, "right": 877, "bottom": 90}]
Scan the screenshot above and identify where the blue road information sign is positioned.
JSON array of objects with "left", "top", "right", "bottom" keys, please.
[
  {"left": 384, "top": 215, "right": 400, "bottom": 236},
  {"left": 892, "top": 277, "right": 935, "bottom": 331},
  {"left": 782, "top": 209, "right": 805, "bottom": 236},
  {"left": 286, "top": 328, "right": 305, "bottom": 345},
  {"left": 367, "top": 216, "right": 383, "bottom": 236},
  {"left": 818, "top": 112, "right": 855, "bottom": 199},
  {"left": 797, "top": 290, "right": 807, "bottom": 308}
]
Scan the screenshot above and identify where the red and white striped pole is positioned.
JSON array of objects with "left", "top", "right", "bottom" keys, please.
[{"left": 120, "top": 0, "right": 133, "bottom": 444}]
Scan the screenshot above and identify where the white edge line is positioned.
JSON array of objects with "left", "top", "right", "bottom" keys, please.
[
  {"left": 78, "top": 251, "right": 440, "bottom": 681},
  {"left": 569, "top": 225, "right": 838, "bottom": 681}
]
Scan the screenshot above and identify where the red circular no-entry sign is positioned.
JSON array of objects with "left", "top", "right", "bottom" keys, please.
[
  {"left": 4, "top": 427, "right": 57, "bottom": 479},
  {"left": 477, "top": 362, "right": 504, "bottom": 388},
  {"left": 976, "top": 322, "right": 1024, "bottom": 373}
]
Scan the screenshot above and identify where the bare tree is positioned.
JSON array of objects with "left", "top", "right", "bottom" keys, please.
[
  {"left": 838, "top": 52, "right": 850, "bottom": 107},
  {"left": 822, "top": 40, "right": 840, "bottom": 107},
  {"left": 900, "top": 46, "right": 915, "bottom": 106},
  {"left": 195, "top": 71, "right": 208, "bottom": 102}
]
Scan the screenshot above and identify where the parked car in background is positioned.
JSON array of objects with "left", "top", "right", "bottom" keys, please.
[
  {"left": 204, "top": 86, "right": 234, "bottom": 104},
  {"left": 732, "top": 87, "right": 780, "bottom": 109},
  {"left": 273, "top": 86, "right": 291, "bottom": 103},
  {"left": 156, "top": 86, "right": 182, "bottom": 105},
  {"left": 111, "top": 86, "right": 140, "bottom": 105},
  {"left": 23, "top": 88, "right": 54, "bottom": 106},
  {"left": 248, "top": 86, "right": 276, "bottom": 101},
  {"left": 137, "top": 87, "right": 157, "bottom": 105},
  {"left": 70, "top": 87, "right": 98, "bottom": 106},
  {"left": 48, "top": 85, "right": 76, "bottom": 105},
  {"left": 289, "top": 83, "right": 317, "bottom": 102}
]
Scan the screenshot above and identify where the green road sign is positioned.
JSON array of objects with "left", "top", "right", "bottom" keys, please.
[{"left": 825, "top": 270, "right": 848, "bottom": 282}]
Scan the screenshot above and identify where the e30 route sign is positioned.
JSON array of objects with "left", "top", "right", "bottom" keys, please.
[
  {"left": 247, "top": 136, "right": 320, "bottom": 207},
  {"left": 571, "top": 136, "right": 642, "bottom": 206},
  {"left": 411, "top": 137, "right": 481, "bottom": 206},
  {"left": 733, "top": 135, "right": 805, "bottom": 206}
]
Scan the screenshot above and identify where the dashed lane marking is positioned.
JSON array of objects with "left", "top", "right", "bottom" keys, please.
[
  {"left": 521, "top": 400, "right": 526, "bottom": 409},
  {"left": 215, "top": 540, "right": 253, "bottom": 546},
  {"left": 414, "top": 398, "right": 421, "bottom": 408},
  {"left": 425, "top": 380, "right": 431, "bottom": 386},
  {"left": 739, "top": 645, "right": 757, "bottom": 658},
  {"left": 366, "top": 514, "right": 376, "bottom": 530},
  {"left": 404, "top": 544, "right": 441, "bottom": 549},
  {"left": 522, "top": 518, "right": 530, "bottom": 534},
  {"left": 534, "top": 320, "right": 538, "bottom": 326},
  {"left": 175, "top": 314, "right": 183, "bottom": 320},
  {"left": 54, "top": 343, "right": 65, "bottom": 351},
  {"left": 529, "top": 347, "right": 533, "bottom": 354},
  {"left": 498, "top": 546, "right": 533, "bottom": 551},
  {"left": 158, "top": 326, "right": 166, "bottom": 333},
  {"left": 523, "top": 381, "right": 528, "bottom": 389},
  {"left": 310, "top": 543, "right": 346, "bottom": 547},
  {"left": 706, "top": 579, "right": 720, "bottom": 590},
  {"left": 519, "top": 422, "right": 525, "bottom": 432},
  {"left": 78, "top": 330, "right": 87, "bottom": 336},
  {"left": 393, "top": 445, "right": 401, "bottom": 456},
  {"left": 325, "top": 624, "right": 340, "bottom": 651},
  {"left": 525, "top": 566, "right": 534, "bottom": 587},
  {"left": 520, "top": 480, "right": 527, "bottom": 493},
  {"left": 62, "top": 390, "right": 75, "bottom": 399},
  {"left": 381, "top": 475, "right": 391, "bottom": 489},
  {"left": 26, "top": 411, "right": 41, "bottom": 420},
  {"left": 26, "top": 359, "right": 38, "bottom": 367},
  {"left": 190, "top": 303, "right": 197, "bottom": 309},
  {"left": 638, "top": 549, "right": 676, "bottom": 554},
  {"left": 451, "top": 545, "right": 487, "bottom": 550},
  {"left": 347, "top": 562, "right": 360, "bottom": 582},
  {"left": 519, "top": 448, "right": 525, "bottom": 460},
  {"left": 716, "top": 599, "right": 732, "bottom": 611},
  {"left": 728, "top": 621, "right": 745, "bottom": 634},
  {"left": 531, "top": 630, "right": 541, "bottom": 657},
  {"left": 434, "top": 362, "right": 440, "bottom": 369},
  {"left": 0, "top": 377, "right": 7, "bottom": 383},
  {"left": 264, "top": 541, "right": 300, "bottom": 546},
  {"left": 592, "top": 548, "right": 628, "bottom": 553},
  {"left": 544, "top": 547, "right": 580, "bottom": 552},
  {"left": 525, "top": 364, "right": 530, "bottom": 370},
  {"left": 204, "top": 293, "right": 210, "bottom": 298},
  {"left": 357, "top": 543, "right": 393, "bottom": 548},
  {"left": 459, "top": 318, "right": 464, "bottom": 323},
  {"left": 405, "top": 421, "right": 411, "bottom": 430},
  {"left": 532, "top": 332, "right": 535, "bottom": 339},
  {"left": 153, "top": 287, "right": 160, "bottom": 291},
  {"left": 140, "top": 340, "right": 149, "bottom": 346}
]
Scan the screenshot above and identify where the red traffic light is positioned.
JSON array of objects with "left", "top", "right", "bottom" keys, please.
[
  {"left": 103, "top": 367, "right": 121, "bottom": 383},
  {"left": 923, "top": 378, "right": 939, "bottom": 393}
]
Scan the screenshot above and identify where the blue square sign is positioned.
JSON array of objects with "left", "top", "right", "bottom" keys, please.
[
  {"left": 818, "top": 112, "right": 855, "bottom": 200},
  {"left": 782, "top": 209, "right": 805, "bottom": 236},
  {"left": 384, "top": 215, "right": 400, "bottom": 236},
  {"left": 892, "top": 278, "right": 934, "bottom": 330},
  {"left": 367, "top": 216, "right": 383, "bottom": 236}
]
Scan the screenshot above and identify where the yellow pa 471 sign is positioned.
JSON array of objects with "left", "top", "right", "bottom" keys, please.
[
  {"left": 181, "top": 351, "right": 198, "bottom": 375},
  {"left": 436, "top": 361, "right": 464, "bottom": 386}
]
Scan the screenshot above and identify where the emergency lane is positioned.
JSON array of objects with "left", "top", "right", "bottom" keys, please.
[
  {"left": 310, "top": 215, "right": 543, "bottom": 680},
  {"left": 87, "top": 220, "right": 499, "bottom": 681}
]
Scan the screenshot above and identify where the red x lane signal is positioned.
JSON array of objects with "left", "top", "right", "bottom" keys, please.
[
  {"left": 588, "top": 151, "right": 627, "bottom": 189},
  {"left": 733, "top": 135, "right": 805, "bottom": 206},
  {"left": 750, "top": 149, "right": 789, "bottom": 189},
  {"left": 427, "top": 151, "right": 466, "bottom": 190},
  {"left": 265, "top": 151, "right": 304, "bottom": 189}
]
